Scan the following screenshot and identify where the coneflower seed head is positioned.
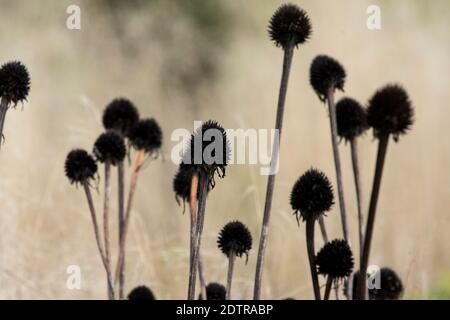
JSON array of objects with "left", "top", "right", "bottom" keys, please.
[
  {"left": 310, "top": 55, "right": 346, "bottom": 102},
  {"left": 316, "top": 239, "right": 354, "bottom": 278},
  {"left": 102, "top": 98, "right": 139, "bottom": 136},
  {"left": 217, "top": 221, "right": 252, "bottom": 259},
  {"left": 127, "top": 285, "right": 156, "bottom": 300},
  {"left": 65, "top": 149, "right": 97, "bottom": 184},
  {"left": 336, "top": 97, "right": 368, "bottom": 141},
  {"left": 0, "top": 61, "right": 30, "bottom": 105},
  {"left": 128, "top": 118, "right": 162, "bottom": 154},
  {"left": 93, "top": 130, "right": 126, "bottom": 165}
]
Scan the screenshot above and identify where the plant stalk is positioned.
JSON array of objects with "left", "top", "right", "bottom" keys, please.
[
  {"left": 253, "top": 39, "right": 295, "bottom": 300},
  {"left": 226, "top": 250, "right": 236, "bottom": 300},
  {"left": 82, "top": 181, "right": 115, "bottom": 300},
  {"left": 327, "top": 88, "right": 349, "bottom": 242},
  {"left": 116, "top": 161, "right": 125, "bottom": 297},
  {"left": 324, "top": 276, "right": 333, "bottom": 300},
  {"left": 187, "top": 172, "right": 199, "bottom": 299},
  {"left": 0, "top": 98, "right": 9, "bottom": 148},
  {"left": 306, "top": 218, "right": 321, "bottom": 300},
  {"left": 357, "top": 133, "right": 389, "bottom": 299},
  {"left": 350, "top": 138, "right": 364, "bottom": 259},
  {"left": 103, "top": 161, "right": 113, "bottom": 299},
  {"left": 318, "top": 216, "right": 329, "bottom": 243}
]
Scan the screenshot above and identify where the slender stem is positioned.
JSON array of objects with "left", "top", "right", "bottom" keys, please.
[
  {"left": 189, "top": 171, "right": 208, "bottom": 300},
  {"left": 226, "top": 250, "right": 236, "bottom": 300},
  {"left": 324, "top": 276, "right": 333, "bottom": 300},
  {"left": 82, "top": 181, "right": 115, "bottom": 300},
  {"left": 306, "top": 218, "right": 321, "bottom": 300},
  {"left": 350, "top": 138, "right": 364, "bottom": 260},
  {"left": 116, "top": 161, "right": 125, "bottom": 296},
  {"left": 187, "top": 173, "right": 199, "bottom": 299},
  {"left": 103, "top": 161, "right": 113, "bottom": 299},
  {"left": 318, "top": 216, "right": 329, "bottom": 243},
  {"left": 198, "top": 253, "right": 207, "bottom": 300},
  {"left": 253, "top": 40, "right": 295, "bottom": 300},
  {"left": 357, "top": 133, "right": 389, "bottom": 300},
  {"left": 0, "top": 98, "right": 9, "bottom": 148},
  {"left": 327, "top": 88, "right": 349, "bottom": 242},
  {"left": 115, "top": 149, "right": 145, "bottom": 299}
]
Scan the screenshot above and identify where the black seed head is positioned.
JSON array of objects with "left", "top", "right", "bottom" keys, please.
[
  {"left": 290, "top": 168, "right": 334, "bottom": 221},
  {"left": 127, "top": 285, "right": 156, "bottom": 300},
  {"left": 93, "top": 130, "right": 126, "bottom": 165},
  {"left": 316, "top": 239, "right": 354, "bottom": 279},
  {"left": 199, "top": 283, "right": 226, "bottom": 300},
  {"left": 128, "top": 118, "right": 162, "bottom": 154},
  {"left": 367, "top": 84, "right": 414, "bottom": 141},
  {"left": 102, "top": 98, "right": 139, "bottom": 137},
  {"left": 0, "top": 61, "right": 30, "bottom": 105},
  {"left": 217, "top": 221, "right": 252, "bottom": 259},
  {"left": 64, "top": 149, "right": 97, "bottom": 184},
  {"left": 310, "top": 55, "right": 346, "bottom": 102},
  {"left": 181, "top": 120, "right": 230, "bottom": 188},
  {"left": 268, "top": 3, "right": 312, "bottom": 49},
  {"left": 352, "top": 268, "right": 404, "bottom": 300},
  {"left": 173, "top": 166, "right": 210, "bottom": 206},
  {"left": 336, "top": 97, "right": 368, "bottom": 141}
]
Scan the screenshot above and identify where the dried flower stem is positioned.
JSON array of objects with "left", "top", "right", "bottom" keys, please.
[
  {"left": 350, "top": 138, "right": 364, "bottom": 259},
  {"left": 327, "top": 88, "right": 349, "bottom": 242},
  {"left": 318, "top": 216, "right": 329, "bottom": 243},
  {"left": 116, "top": 161, "right": 125, "bottom": 297},
  {"left": 358, "top": 133, "right": 389, "bottom": 300},
  {"left": 116, "top": 149, "right": 145, "bottom": 298},
  {"left": 306, "top": 218, "right": 321, "bottom": 300},
  {"left": 226, "top": 250, "right": 236, "bottom": 300},
  {"left": 187, "top": 173, "right": 199, "bottom": 299},
  {"left": 198, "top": 252, "right": 207, "bottom": 300},
  {"left": 189, "top": 171, "right": 208, "bottom": 300},
  {"left": 253, "top": 38, "right": 295, "bottom": 300},
  {"left": 324, "top": 276, "right": 333, "bottom": 300},
  {"left": 103, "top": 160, "right": 114, "bottom": 299},
  {"left": 0, "top": 98, "right": 9, "bottom": 147},
  {"left": 82, "top": 181, "right": 115, "bottom": 299}
]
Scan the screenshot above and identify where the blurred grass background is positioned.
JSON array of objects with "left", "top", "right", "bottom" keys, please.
[{"left": 0, "top": 0, "right": 449, "bottom": 299}]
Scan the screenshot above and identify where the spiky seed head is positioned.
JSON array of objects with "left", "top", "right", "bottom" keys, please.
[
  {"left": 199, "top": 282, "right": 226, "bottom": 300},
  {"left": 173, "top": 166, "right": 211, "bottom": 206},
  {"left": 268, "top": 3, "right": 312, "bottom": 49},
  {"left": 64, "top": 149, "right": 97, "bottom": 184},
  {"left": 351, "top": 268, "right": 404, "bottom": 300},
  {"left": 128, "top": 118, "right": 162, "bottom": 154},
  {"left": 310, "top": 55, "right": 346, "bottom": 102},
  {"left": 102, "top": 98, "right": 139, "bottom": 136},
  {"left": 336, "top": 97, "right": 368, "bottom": 141},
  {"left": 316, "top": 239, "right": 354, "bottom": 279},
  {"left": 181, "top": 120, "right": 230, "bottom": 187},
  {"left": 0, "top": 61, "right": 30, "bottom": 105},
  {"left": 367, "top": 84, "right": 414, "bottom": 141},
  {"left": 290, "top": 168, "right": 334, "bottom": 221},
  {"left": 127, "top": 285, "right": 156, "bottom": 300},
  {"left": 93, "top": 130, "right": 126, "bottom": 165},
  {"left": 217, "top": 221, "right": 252, "bottom": 259}
]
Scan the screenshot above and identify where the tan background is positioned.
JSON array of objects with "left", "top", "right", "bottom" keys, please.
[{"left": 0, "top": 0, "right": 448, "bottom": 299}]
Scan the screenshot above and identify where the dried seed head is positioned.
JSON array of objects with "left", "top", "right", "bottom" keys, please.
[
  {"left": 102, "top": 98, "right": 139, "bottom": 137},
  {"left": 268, "top": 3, "right": 312, "bottom": 49},
  {"left": 367, "top": 84, "right": 414, "bottom": 141},
  {"left": 181, "top": 120, "right": 230, "bottom": 188},
  {"left": 352, "top": 267, "right": 404, "bottom": 300},
  {"left": 199, "top": 283, "right": 226, "bottom": 300},
  {"left": 173, "top": 166, "right": 211, "bottom": 206},
  {"left": 93, "top": 130, "right": 126, "bottom": 165},
  {"left": 316, "top": 239, "right": 354, "bottom": 278},
  {"left": 290, "top": 168, "right": 334, "bottom": 221},
  {"left": 0, "top": 61, "right": 30, "bottom": 105},
  {"left": 336, "top": 97, "right": 368, "bottom": 141},
  {"left": 64, "top": 149, "right": 97, "bottom": 184},
  {"left": 128, "top": 118, "right": 162, "bottom": 155},
  {"left": 127, "top": 285, "right": 156, "bottom": 300},
  {"left": 310, "top": 55, "right": 346, "bottom": 102},
  {"left": 217, "top": 221, "right": 252, "bottom": 259}
]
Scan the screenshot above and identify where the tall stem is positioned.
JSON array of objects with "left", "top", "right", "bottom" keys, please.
[
  {"left": 253, "top": 40, "right": 295, "bottom": 300},
  {"left": 198, "top": 253, "right": 207, "bottom": 300},
  {"left": 318, "top": 217, "right": 328, "bottom": 243},
  {"left": 324, "top": 276, "right": 333, "bottom": 300},
  {"left": 116, "top": 161, "right": 125, "bottom": 296},
  {"left": 82, "top": 181, "right": 115, "bottom": 299},
  {"left": 327, "top": 88, "right": 349, "bottom": 242},
  {"left": 103, "top": 161, "right": 113, "bottom": 299},
  {"left": 187, "top": 173, "right": 199, "bottom": 299},
  {"left": 115, "top": 149, "right": 145, "bottom": 298},
  {"left": 306, "top": 218, "right": 321, "bottom": 300},
  {"left": 0, "top": 98, "right": 9, "bottom": 148},
  {"left": 226, "top": 250, "right": 236, "bottom": 300},
  {"left": 188, "top": 171, "right": 208, "bottom": 300},
  {"left": 357, "top": 133, "right": 389, "bottom": 300},
  {"left": 350, "top": 138, "right": 364, "bottom": 259}
]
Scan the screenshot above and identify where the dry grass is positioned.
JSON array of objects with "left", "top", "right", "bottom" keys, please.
[{"left": 0, "top": 0, "right": 448, "bottom": 299}]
